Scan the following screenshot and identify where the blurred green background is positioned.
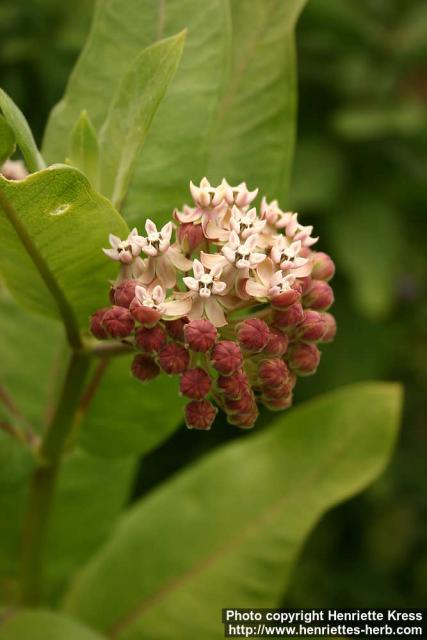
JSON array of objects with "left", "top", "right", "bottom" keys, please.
[{"left": 1, "top": 0, "right": 426, "bottom": 608}]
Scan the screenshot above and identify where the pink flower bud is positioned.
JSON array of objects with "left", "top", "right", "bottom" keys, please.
[
  {"left": 211, "top": 341, "right": 243, "bottom": 374},
  {"left": 135, "top": 325, "right": 166, "bottom": 353},
  {"left": 271, "top": 288, "right": 300, "bottom": 309},
  {"left": 129, "top": 298, "right": 161, "bottom": 326},
  {"left": 217, "top": 369, "right": 249, "bottom": 399},
  {"left": 262, "top": 393, "right": 293, "bottom": 411},
  {"left": 273, "top": 302, "right": 304, "bottom": 328},
  {"left": 298, "top": 310, "right": 326, "bottom": 342},
  {"left": 287, "top": 342, "right": 321, "bottom": 376},
  {"left": 184, "top": 319, "right": 217, "bottom": 352},
  {"left": 300, "top": 276, "right": 312, "bottom": 295},
  {"left": 258, "top": 358, "right": 289, "bottom": 387},
  {"left": 320, "top": 312, "right": 337, "bottom": 343},
  {"left": 165, "top": 318, "right": 189, "bottom": 342},
  {"left": 237, "top": 318, "right": 270, "bottom": 352},
  {"left": 102, "top": 306, "right": 135, "bottom": 338},
  {"left": 311, "top": 252, "right": 335, "bottom": 281},
  {"left": 90, "top": 308, "right": 109, "bottom": 339},
  {"left": 185, "top": 399, "right": 217, "bottom": 430},
  {"left": 131, "top": 354, "right": 160, "bottom": 382},
  {"left": 113, "top": 279, "right": 137, "bottom": 308},
  {"left": 264, "top": 327, "right": 288, "bottom": 356},
  {"left": 177, "top": 222, "right": 205, "bottom": 253},
  {"left": 228, "top": 407, "right": 258, "bottom": 429},
  {"left": 262, "top": 379, "right": 294, "bottom": 400},
  {"left": 180, "top": 367, "right": 212, "bottom": 399},
  {"left": 303, "top": 280, "right": 334, "bottom": 310},
  {"left": 225, "top": 390, "right": 256, "bottom": 414},
  {"left": 159, "top": 342, "right": 189, "bottom": 374}
]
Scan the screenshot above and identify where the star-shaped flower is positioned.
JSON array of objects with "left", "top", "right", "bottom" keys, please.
[{"left": 103, "top": 228, "right": 142, "bottom": 264}]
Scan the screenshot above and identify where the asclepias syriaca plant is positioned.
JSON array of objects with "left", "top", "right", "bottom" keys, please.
[{"left": 0, "top": 2, "right": 402, "bottom": 639}]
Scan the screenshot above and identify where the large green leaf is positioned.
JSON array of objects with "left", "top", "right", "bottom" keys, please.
[
  {"left": 63, "top": 382, "right": 402, "bottom": 638},
  {"left": 206, "top": 0, "right": 306, "bottom": 202},
  {"left": 99, "top": 31, "right": 185, "bottom": 209},
  {"left": 0, "top": 610, "right": 105, "bottom": 640},
  {"left": 0, "top": 89, "right": 45, "bottom": 173},
  {"left": 0, "top": 166, "right": 128, "bottom": 328},
  {"left": 79, "top": 356, "right": 185, "bottom": 458},
  {"left": 68, "top": 111, "right": 100, "bottom": 189}
]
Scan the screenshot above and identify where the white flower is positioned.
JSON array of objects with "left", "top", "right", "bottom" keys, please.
[
  {"left": 222, "top": 231, "right": 265, "bottom": 270},
  {"left": 103, "top": 228, "right": 142, "bottom": 264},
  {"left": 270, "top": 237, "right": 311, "bottom": 277},
  {"left": 182, "top": 259, "right": 228, "bottom": 326},
  {"left": 138, "top": 219, "right": 173, "bottom": 257},
  {"left": 230, "top": 205, "right": 266, "bottom": 239},
  {"left": 189, "top": 177, "right": 224, "bottom": 209},
  {"left": 246, "top": 258, "right": 296, "bottom": 300},
  {"left": 134, "top": 284, "right": 191, "bottom": 318}
]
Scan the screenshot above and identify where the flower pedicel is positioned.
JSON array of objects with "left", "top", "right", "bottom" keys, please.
[{"left": 91, "top": 178, "right": 336, "bottom": 430}]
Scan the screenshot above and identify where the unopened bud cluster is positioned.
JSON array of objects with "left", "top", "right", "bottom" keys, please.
[{"left": 91, "top": 178, "right": 336, "bottom": 430}]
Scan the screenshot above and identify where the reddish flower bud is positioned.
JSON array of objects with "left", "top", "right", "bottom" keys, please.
[
  {"left": 217, "top": 369, "right": 250, "bottom": 399},
  {"left": 258, "top": 358, "right": 289, "bottom": 387},
  {"left": 237, "top": 318, "right": 270, "bottom": 352},
  {"left": 177, "top": 222, "right": 205, "bottom": 253},
  {"left": 180, "top": 367, "right": 212, "bottom": 399},
  {"left": 225, "top": 390, "right": 256, "bottom": 414},
  {"left": 164, "top": 318, "right": 188, "bottom": 342},
  {"left": 287, "top": 342, "right": 321, "bottom": 376},
  {"left": 185, "top": 399, "right": 217, "bottom": 430},
  {"left": 158, "top": 342, "right": 189, "bottom": 374},
  {"left": 262, "top": 380, "right": 294, "bottom": 400},
  {"left": 264, "top": 327, "right": 288, "bottom": 356},
  {"left": 303, "top": 280, "right": 334, "bottom": 310},
  {"left": 320, "top": 312, "right": 337, "bottom": 343},
  {"left": 300, "top": 276, "right": 312, "bottom": 295},
  {"left": 262, "top": 393, "right": 293, "bottom": 411},
  {"left": 271, "top": 288, "right": 300, "bottom": 309},
  {"left": 129, "top": 298, "right": 161, "bottom": 326},
  {"left": 298, "top": 310, "right": 326, "bottom": 342},
  {"left": 102, "top": 306, "right": 135, "bottom": 338},
  {"left": 228, "top": 407, "right": 258, "bottom": 429},
  {"left": 211, "top": 341, "right": 243, "bottom": 374},
  {"left": 131, "top": 354, "right": 160, "bottom": 382},
  {"left": 90, "top": 308, "right": 109, "bottom": 339},
  {"left": 273, "top": 302, "right": 304, "bottom": 328},
  {"left": 113, "top": 279, "right": 137, "bottom": 308},
  {"left": 311, "top": 252, "right": 335, "bottom": 281},
  {"left": 184, "top": 319, "right": 217, "bottom": 352},
  {"left": 135, "top": 325, "right": 166, "bottom": 353}
]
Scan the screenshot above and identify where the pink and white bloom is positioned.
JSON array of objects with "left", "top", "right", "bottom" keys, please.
[
  {"left": 134, "top": 284, "right": 191, "bottom": 319},
  {"left": 138, "top": 219, "right": 192, "bottom": 288},
  {"left": 246, "top": 258, "right": 296, "bottom": 300},
  {"left": 271, "top": 237, "right": 312, "bottom": 277},
  {"left": 189, "top": 177, "right": 224, "bottom": 209},
  {"left": 103, "top": 228, "right": 142, "bottom": 264},
  {"left": 230, "top": 206, "right": 266, "bottom": 239},
  {"left": 222, "top": 231, "right": 265, "bottom": 270},
  {"left": 183, "top": 259, "right": 228, "bottom": 326},
  {"left": 221, "top": 179, "right": 258, "bottom": 208}
]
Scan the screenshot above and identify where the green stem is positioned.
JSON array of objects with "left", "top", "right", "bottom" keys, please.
[{"left": 20, "top": 352, "right": 90, "bottom": 605}]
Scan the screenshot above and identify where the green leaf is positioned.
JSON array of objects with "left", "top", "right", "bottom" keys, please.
[
  {"left": 63, "top": 382, "right": 402, "bottom": 638},
  {"left": 0, "top": 115, "right": 15, "bottom": 165},
  {"left": 206, "top": 0, "right": 307, "bottom": 201},
  {"left": 0, "top": 89, "right": 45, "bottom": 173},
  {"left": 0, "top": 610, "right": 106, "bottom": 640},
  {"left": 68, "top": 111, "right": 100, "bottom": 189},
  {"left": 99, "top": 31, "right": 186, "bottom": 209},
  {"left": 0, "top": 166, "right": 128, "bottom": 332},
  {"left": 78, "top": 356, "right": 184, "bottom": 458}
]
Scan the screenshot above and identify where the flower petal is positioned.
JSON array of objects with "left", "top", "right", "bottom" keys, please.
[{"left": 204, "top": 297, "right": 227, "bottom": 327}]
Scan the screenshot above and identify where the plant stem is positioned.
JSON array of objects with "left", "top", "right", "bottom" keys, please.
[{"left": 20, "top": 351, "right": 90, "bottom": 605}]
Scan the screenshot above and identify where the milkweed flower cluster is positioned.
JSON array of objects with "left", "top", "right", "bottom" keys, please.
[{"left": 91, "top": 178, "right": 336, "bottom": 430}]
